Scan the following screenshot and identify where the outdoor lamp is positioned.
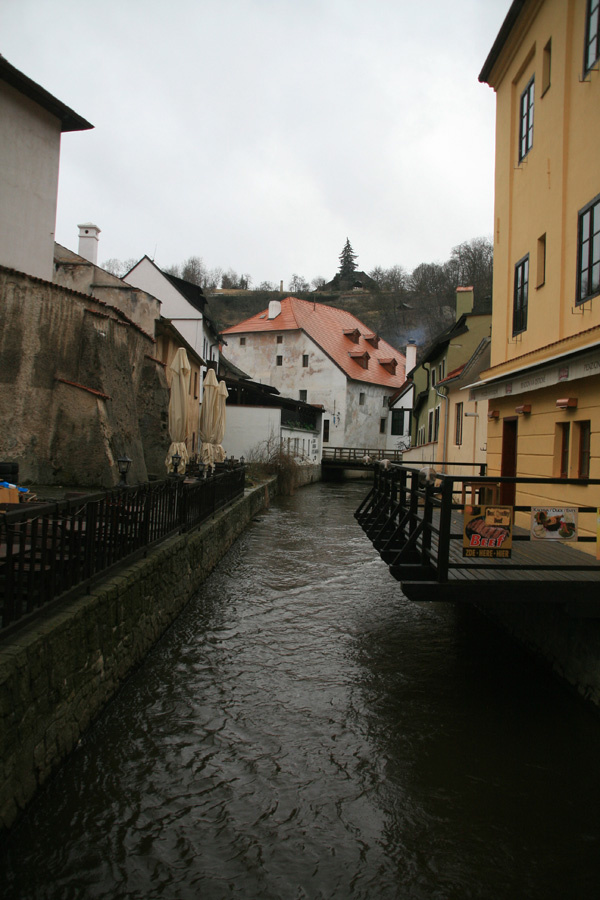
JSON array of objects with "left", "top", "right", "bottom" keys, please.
[
  {"left": 117, "top": 455, "right": 132, "bottom": 486},
  {"left": 171, "top": 451, "right": 182, "bottom": 475}
]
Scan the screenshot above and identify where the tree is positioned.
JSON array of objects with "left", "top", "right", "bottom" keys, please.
[
  {"left": 311, "top": 276, "right": 326, "bottom": 290},
  {"left": 181, "top": 255, "right": 206, "bottom": 286},
  {"left": 289, "top": 274, "right": 310, "bottom": 292},
  {"left": 338, "top": 238, "right": 358, "bottom": 278},
  {"left": 445, "top": 236, "right": 493, "bottom": 303},
  {"left": 102, "top": 258, "right": 138, "bottom": 278}
]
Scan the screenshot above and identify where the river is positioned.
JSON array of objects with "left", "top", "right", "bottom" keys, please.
[{"left": 3, "top": 481, "right": 600, "bottom": 899}]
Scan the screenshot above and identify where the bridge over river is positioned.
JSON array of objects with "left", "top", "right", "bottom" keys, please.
[{"left": 3, "top": 482, "right": 600, "bottom": 898}]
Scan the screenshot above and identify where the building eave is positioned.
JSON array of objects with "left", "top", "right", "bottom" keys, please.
[{"left": 0, "top": 54, "right": 93, "bottom": 132}]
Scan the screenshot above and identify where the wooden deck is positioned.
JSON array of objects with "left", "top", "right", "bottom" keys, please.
[{"left": 355, "top": 465, "right": 600, "bottom": 612}]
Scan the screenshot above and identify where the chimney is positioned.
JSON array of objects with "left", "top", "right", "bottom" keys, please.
[
  {"left": 405, "top": 340, "right": 417, "bottom": 373},
  {"left": 456, "top": 286, "right": 474, "bottom": 320},
  {"left": 268, "top": 299, "right": 281, "bottom": 319},
  {"left": 279, "top": 280, "right": 284, "bottom": 292},
  {"left": 77, "top": 223, "right": 101, "bottom": 265}
]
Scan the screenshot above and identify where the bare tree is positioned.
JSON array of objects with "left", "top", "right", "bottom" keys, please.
[{"left": 288, "top": 274, "right": 310, "bottom": 292}]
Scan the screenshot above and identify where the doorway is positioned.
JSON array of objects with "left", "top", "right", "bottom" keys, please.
[{"left": 500, "top": 417, "right": 518, "bottom": 506}]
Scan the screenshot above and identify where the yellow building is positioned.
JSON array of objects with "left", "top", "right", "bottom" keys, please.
[{"left": 474, "top": 0, "right": 600, "bottom": 531}]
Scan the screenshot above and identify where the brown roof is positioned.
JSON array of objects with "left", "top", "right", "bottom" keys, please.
[{"left": 222, "top": 296, "right": 406, "bottom": 388}]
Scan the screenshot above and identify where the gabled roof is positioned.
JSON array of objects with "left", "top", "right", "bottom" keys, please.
[
  {"left": 222, "top": 296, "right": 405, "bottom": 388},
  {"left": 0, "top": 54, "right": 93, "bottom": 132}
]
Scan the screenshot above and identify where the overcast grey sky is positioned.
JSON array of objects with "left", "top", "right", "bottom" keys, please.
[{"left": 2, "top": 0, "right": 508, "bottom": 286}]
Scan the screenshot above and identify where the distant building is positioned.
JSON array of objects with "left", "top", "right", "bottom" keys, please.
[
  {"left": 0, "top": 54, "right": 92, "bottom": 280},
  {"left": 222, "top": 296, "right": 406, "bottom": 450}
]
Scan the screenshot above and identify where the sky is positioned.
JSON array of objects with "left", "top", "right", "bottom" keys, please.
[{"left": 2, "top": 0, "right": 509, "bottom": 287}]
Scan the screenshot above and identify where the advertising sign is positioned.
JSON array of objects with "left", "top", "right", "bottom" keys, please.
[
  {"left": 531, "top": 508, "right": 577, "bottom": 542},
  {"left": 463, "top": 506, "right": 513, "bottom": 558}
]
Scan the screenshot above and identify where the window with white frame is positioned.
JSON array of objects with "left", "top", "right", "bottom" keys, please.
[{"left": 585, "top": 0, "right": 599, "bottom": 73}]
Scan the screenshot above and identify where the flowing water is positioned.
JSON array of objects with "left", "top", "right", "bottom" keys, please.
[{"left": 3, "top": 482, "right": 600, "bottom": 900}]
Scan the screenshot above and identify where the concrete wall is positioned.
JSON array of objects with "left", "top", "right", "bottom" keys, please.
[
  {"left": 0, "top": 479, "right": 275, "bottom": 834},
  {"left": 0, "top": 82, "right": 61, "bottom": 281}
]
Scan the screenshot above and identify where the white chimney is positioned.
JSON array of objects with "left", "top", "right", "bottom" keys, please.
[
  {"left": 77, "top": 223, "right": 101, "bottom": 265},
  {"left": 405, "top": 341, "right": 417, "bottom": 373},
  {"left": 268, "top": 299, "right": 281, "bottom": 319}
]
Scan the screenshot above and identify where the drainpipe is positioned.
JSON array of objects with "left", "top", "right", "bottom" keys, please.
[{"left": 432, "top": 374, "right": 449, "bottom": 472}]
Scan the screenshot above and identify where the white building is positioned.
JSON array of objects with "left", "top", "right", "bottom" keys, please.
[
  {"left": 386, "top": 341, "right": 417, "bottom": 454},
  {"left": 222, "top": 297, "right": 406, "bottom": 450},
  {"left": 124, "top": 256, "right": 220, "bottom": 378},
  {"left": 0, "top": 54, "right": 92, "bottom": 280}
]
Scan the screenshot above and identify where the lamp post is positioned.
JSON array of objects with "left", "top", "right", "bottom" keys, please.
[
  {"left": 117, "top": 455, "right": 132, "bottom": 487},
  {"left": 171, "top": 451, "right": 182, "bottom": 477}
]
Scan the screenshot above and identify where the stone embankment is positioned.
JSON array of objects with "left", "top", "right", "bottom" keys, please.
[{"left": 0, "top": 478, "right": 276, "bottom": 833}]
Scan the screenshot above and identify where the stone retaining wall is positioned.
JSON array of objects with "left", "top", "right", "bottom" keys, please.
[{"left": 0, "top": 479, "right": 276, "bottom": 833}]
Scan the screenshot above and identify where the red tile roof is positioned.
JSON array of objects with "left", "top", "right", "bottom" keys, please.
[{"left": 223, "top": 296, "right": 406, "bottom": 387}]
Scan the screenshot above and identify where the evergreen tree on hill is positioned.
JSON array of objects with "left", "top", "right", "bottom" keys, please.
[{"left": 339, "top": 238, "right": 358, "bottom": 278}]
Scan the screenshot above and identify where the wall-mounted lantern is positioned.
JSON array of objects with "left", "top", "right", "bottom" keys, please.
[
  {"left": 487, "top": 409, "right": 500, "bottom": 420},
  {"left": 556, "top": 398, "right": 578, "bottom": 410},
  {"left": 515, "top": 404, "right": 532, "bottom": 415},
  {"left": 117, "top": 455, "right": 132, "bottom": 487}
]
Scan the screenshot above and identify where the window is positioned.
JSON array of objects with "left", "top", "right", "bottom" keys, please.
[
  {"left": 380, "top": 418, "right": 386, "bottom": 434},
  {"left": 542, "top": 39, "right": 552, "bottom": 95},
  {"left": 585, "top": 0, "right": 599, "bottom": 73},
  {"left": 299, "top": 389, "right": 307, "bottom": 402},
  {"left": 382, "top": 395, "right": 388, "bottom": 408},
  {"left": 536, "top": 233, "right": 546, "bottom": 287},
  {"left": 277, "top": 335, "right": 283, "bottom": 344},
  {"left": 240, "top": 337, "right": 246, "bottom": 346},
  {"left": 359, "top": 392, "right": 365, "bottom": 405},
  {"left": 559, "top": 422, "right": 571, "bottom": 478},
  {"left": 434, "top": 406, "right": 440, "bottom": 442},
  {"left": 519, "top": 76, "right": 535, "bottom": 161},
  {"left": 455, "top": 402, "right": 463, "bottom": 445},
  {"left": 577, "top": 194, "right": 600, "bottom": 304},
  {"left": 513, "top": 254, "right": 529, "bottom": 334},
  {"left": 323, "top": 420, "right": 330, "bottom": 443},
  {"left": 276, "top": 355, "right": 283, "bottom": 366},
  {"left": 578, "top": 421, "right": 591, "bottom": 478},
  {"left": 439, "top": 360, "right": 445, "bottom": 382},
  {"left": 427, "top": 409, "right": 434, "bottom": 443},
  {"left": 391, "top": 409, "right": 405, "bottom": 435},
  {"left": 431, "top": 368, "right": 437, "bottom": 388},
  {"left": 302, "top": 354, "right": 309, "bottom": 367}
]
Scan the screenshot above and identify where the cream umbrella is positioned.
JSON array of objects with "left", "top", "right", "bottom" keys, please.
[
  {"left": 199, "top": 368, "right": 220, "bottom": 471},
  {"left": 213, "top": 379, "right": 229, "bottom": 462},
  {"left": 165, "top": 348, "right": 191, "bottom": 475}
]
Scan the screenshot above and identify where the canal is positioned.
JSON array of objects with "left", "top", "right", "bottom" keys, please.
[{"left": 3, "top": 481, "right": 600, "bottom": 899}]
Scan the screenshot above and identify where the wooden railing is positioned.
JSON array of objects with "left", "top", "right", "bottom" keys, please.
[
  {"left": 0, "top": 466, "right": 245, "bottom": 633},
  {"left": 322, "top": 447, "right": 404, "bottom": 462},
  {"left": 355, "top": 463, "right": 600, "bottom": 603}
]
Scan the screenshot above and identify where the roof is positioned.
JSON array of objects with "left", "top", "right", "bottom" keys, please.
[
  {"left": 479, "top": 0, "right": 527, "bottom": 84},
  {"left": 222, "top": 296, "right": 406, "bottom": 388},
  {"left": 0, "top": 54, "right": 93, "bottom": 132}
]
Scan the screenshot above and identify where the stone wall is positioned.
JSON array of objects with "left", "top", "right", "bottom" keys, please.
[
  {"left": 0, "top": 480, "right": 275, "bottom": 833},
  {"left": 0, "top": 266, "right": 170, "bottom": 487}
]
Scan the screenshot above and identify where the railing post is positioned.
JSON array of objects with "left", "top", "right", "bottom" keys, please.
[{"left": 436, "top": 477, "right": 454, "bottom": 582}]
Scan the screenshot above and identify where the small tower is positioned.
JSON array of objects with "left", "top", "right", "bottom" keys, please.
[{"left": 77, "top": 222, "right": 101, "bottom": 265}]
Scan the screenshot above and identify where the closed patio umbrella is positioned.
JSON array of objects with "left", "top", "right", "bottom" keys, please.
[
  {"left": 165, "top": 347, "right": 191, "bottom": 474},
  {"left": 199, "top": 368, "right": 222, "bottom": 471},
  {"left": 213, "top": 379, "right": 229, "bottom": 459}
]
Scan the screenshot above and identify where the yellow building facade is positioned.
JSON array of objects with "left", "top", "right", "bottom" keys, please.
[{"left": 474, "top": 0, "right": 600, "bottom": 535}]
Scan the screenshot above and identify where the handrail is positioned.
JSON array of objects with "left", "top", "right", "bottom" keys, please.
[{"left": 0, "top": 467, "right": 246, "bottom": 633}]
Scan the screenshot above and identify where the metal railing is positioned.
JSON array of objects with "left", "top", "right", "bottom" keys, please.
[
  {"left": 355, "top": 463, "right": 600, "bottom": 587},
  {"left": 0, "top": 467, "right": 245, "bottom": 633},
  {"left": 322, "top": 447, "right": 404, "bottom": 462}
]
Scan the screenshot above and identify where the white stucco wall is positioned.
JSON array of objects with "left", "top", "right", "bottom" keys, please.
[
  {"left": 125, "top": 259, "right": 206, "bottom": 358},
  {"left": 225, "top": 329, "right": 396, "bottom": 449},
  {"left": 224, "top": 406, "right": 282, "bottom": 460},
  {"left": 0, "top": 82, "right": 61, "bottom": 281},
  {"left": 386, "top": 385, "right": 413, "bottom": 453}
]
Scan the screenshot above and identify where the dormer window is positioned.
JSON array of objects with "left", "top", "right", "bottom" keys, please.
[
  {"left": 343, "top": 328, "right": 361, "bottom": 344},
  {"left": 378, "top": 357, "right": 397, "bottom": 375},
  {"left": 348, "top": 350, "right": 369, "bottom": 369},
  {"left": 364, "top": 332, "right": 379, "bottom": 348}
]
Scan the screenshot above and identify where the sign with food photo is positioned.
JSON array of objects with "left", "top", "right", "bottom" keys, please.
[
  {"left": 531, "top": 508, "right": 577, "bottom": 541},
  {"left": 463, "top": 506, "right": 513, "bottom": 558}
]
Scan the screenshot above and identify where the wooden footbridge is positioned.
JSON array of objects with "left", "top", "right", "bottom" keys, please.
[
  {"left": 355, "top": 463, "right": 600, "bottom": 614},
  {"left": 321, "top": 447, "right": 403, "bottom": 471}
]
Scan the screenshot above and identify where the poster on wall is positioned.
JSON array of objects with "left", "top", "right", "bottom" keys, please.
[
  {"left": 463, "top": 506, "right": 513, "bottom": 558},
  {"left": 531, "top": 508, "right": 578, "bottom": 542}
]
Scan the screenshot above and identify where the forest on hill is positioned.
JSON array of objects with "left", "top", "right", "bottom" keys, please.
[{"left": 104, "top": 236, "right": 492, "bottom": 355}]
